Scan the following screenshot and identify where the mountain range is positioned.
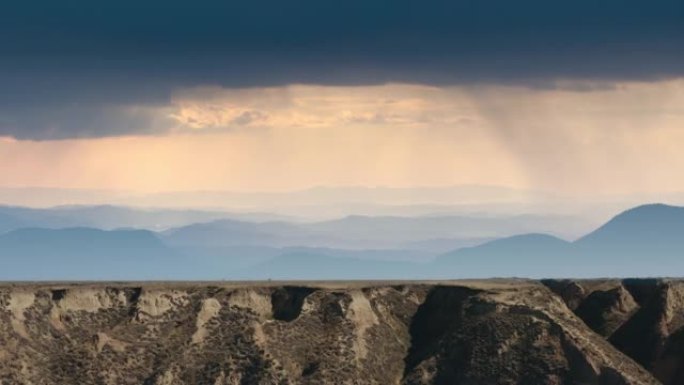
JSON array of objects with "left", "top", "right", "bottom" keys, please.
[
  {"left": 0, "top": 185, "right": 652, "bottom": 221},
  {"left": 0, "top": 203, "right": 681, "bottom": 279},
  {"left": 0, "top": 227, "right": 181, "bottom": 280},
  {"left": 435, "top": 204, "right": 684, "bottom": 278},
  {"left": 0, "top": 205, "right": 292, "bottom": 232}
]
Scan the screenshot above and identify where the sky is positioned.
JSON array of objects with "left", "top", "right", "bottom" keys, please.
[{"left": 1, "top": 1, "right": 683, "bottom": 200}]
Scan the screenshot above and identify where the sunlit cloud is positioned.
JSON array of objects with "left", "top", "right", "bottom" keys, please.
[
  {"left": 1, "top": 80, "right": 684, "bottom": 197},
  {"left": 168, "top": 84, "right": 482, "bottom": 132}
]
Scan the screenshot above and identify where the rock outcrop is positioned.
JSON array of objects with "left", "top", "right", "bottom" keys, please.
[
  {"left": 0, "top": 281, "right": 664, "bottom": 384},
  {"left": 545, "top": 279, "right": 684, "bottom": 385}
]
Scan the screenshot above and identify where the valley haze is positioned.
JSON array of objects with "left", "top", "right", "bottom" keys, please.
[{"left": 0, "top": 200, "right": 681, "bottom": 280}]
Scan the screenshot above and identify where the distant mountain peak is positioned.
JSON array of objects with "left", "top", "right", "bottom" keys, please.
[
  {"left": 576, "top": 203, "right": 684, "bottom": 246},
  {"left": 440, "top": 232, "right": 569, "bottom": 255},
  {"left": 612, "top": 203, "right": 683, "bottom": 218}
]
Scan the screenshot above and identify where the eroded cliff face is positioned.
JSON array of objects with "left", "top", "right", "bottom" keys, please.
[
  {"left": 0, "top": 282, "right": 661, "bottom": 385},
  {"left": 544, "top": 279, "right": 684, "bottom": 385}
]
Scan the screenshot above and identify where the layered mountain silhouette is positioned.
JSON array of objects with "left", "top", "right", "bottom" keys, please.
[
  {"left": 576, "top": 203, "right": 684, "bottom": 250},
  {"left": 0, "top": 212, "right": 25, "bottom": 234},
  {"left": 0, "top": 205, "right": 588, "bottom": 250},
  {"left": 0, "top": 228, "right": 181, "bottom": 280},
  {"left": 249, "top": 203, "right": 684, "bottom": 279},
  {"left": 240, "top": 252, "right": 419, "bottom": 280},
  {"left": 0, "top": 205, "right": 287, "bottom": 231},
  {"left": 571, "top": 203, "right": 684, "bottom": 276},
  {"left": 433, "top": 234, "right": 573, "bottom": 278},
  {"left": 0, "top": 203, "right": 682, "bottom": 279},
  {"left": 435, "top": 204, "right": 684, "bottom": 278},
  {"left": 161, "top": 214, "right": 587, "bottom": 250}
]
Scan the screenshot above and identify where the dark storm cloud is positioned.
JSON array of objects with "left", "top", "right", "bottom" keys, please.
[{"left": 0, "top": 0, "right": 682, "bottom": 139}]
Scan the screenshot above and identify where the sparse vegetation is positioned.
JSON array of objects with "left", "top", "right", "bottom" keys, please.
[{"left": 0, "top": 281, "right": 671, "bottom": 384}]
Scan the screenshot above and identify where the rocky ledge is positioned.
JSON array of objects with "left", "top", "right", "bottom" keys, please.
[{"left": 0, "top": 280, "right": 675, "bottom": 384}]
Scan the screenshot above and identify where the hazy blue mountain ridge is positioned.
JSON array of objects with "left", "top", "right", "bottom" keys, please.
[
  {"left": 0, "top": 227, "right": 182, "bottom": 280},
  {"left": 435, "top": 204, "right": 684, "bottom": 278},
  {"left": 0, "top": 203, "right": 681, "bottom": 279}
]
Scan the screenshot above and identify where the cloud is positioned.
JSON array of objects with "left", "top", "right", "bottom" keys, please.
[
  {"left": 0, "top": 0, "right": 682, "bottom": 139},
  {"left": 0, "top": 104, "right": 176, "bottom": 140},
  {"left": 167, "top": 84, "right": 481, "bottom": 132},
  {"left": 2, "top": 80, "right": 684, "bottom": 196}
]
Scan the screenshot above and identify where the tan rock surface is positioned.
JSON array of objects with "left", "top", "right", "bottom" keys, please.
[{"left": 0, "top": 281, "right": 664, "bottom": 384}]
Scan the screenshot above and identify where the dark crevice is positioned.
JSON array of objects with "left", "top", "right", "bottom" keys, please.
[
  {"left": 126, "top": 287, "right": 143, "bottom": 316},
  {"left": 622, "top": 279, "right": 662, "bottom": 306},
  {"left": 51, "top": 289, "right": 67, "bottom": 301},
  {"left": 655, "top": 326, "right": 684, "bottom": 384},
  {"left": 142, "top": 374, "right": 158, "bottom": 385},
  {"left": 320, "top": 292, "right": 346, "bottom": 323},
  {"left": 574, "top": 286, "right": 637, "bottom": 337},
  {"left": 403, "top": 286, "right": 480, "bottom": 379},
  {"left": 271, "top": 286, "right": 317, "bottom": 322},
  {"left": 126, "top": 287, "right": 143, "bottom": 303},
  {"left": 609, "top": 286, "right": 668, "bottom": 368},
  {"left": 541, "top": 279, "right": 586, "bottom": 310},
  {"left": 560, "top": 333, "right": 601, "bottom": 384},
  {"left": 301, "top": 361, "right": 319, "bottom": 377},
  {"left": 599, "top": 367, "right": 631, "bottom": 385}
]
